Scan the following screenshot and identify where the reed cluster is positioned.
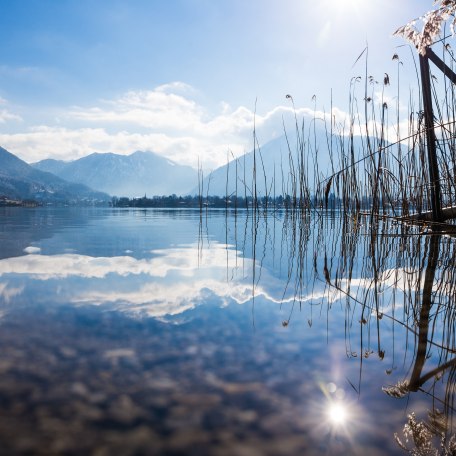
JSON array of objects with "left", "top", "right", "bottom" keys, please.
[{"left": 196, "top": 38, "right": 456, "bottom": 228}]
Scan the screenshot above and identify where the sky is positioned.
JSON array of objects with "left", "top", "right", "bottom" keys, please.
[{"left": 0, "top": 0, "right": 444, "bottom": 170}]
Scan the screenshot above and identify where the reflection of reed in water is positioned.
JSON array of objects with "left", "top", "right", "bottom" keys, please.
[
  {"left": 230, "top": 208, "right": 456, "bottom": 452},
  {"left": 305, "top": 215, "right": 456, "bottom": 451},
  {"left": 205, "top": 31, "right": 456, "bottom": 453},
  {"left": 377, "top": 231, "right": 456, "bottom": 454}
]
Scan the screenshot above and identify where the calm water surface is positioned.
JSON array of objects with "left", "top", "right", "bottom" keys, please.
[{"left": 0, "top": 207, "right": 454, "bottom": 455}]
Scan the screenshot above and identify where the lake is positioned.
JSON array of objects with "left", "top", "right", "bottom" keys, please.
[{"left": 0, "top": 206, "right": 454, "bottom": 455}]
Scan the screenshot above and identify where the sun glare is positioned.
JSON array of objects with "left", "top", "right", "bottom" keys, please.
[
  {"left": 321, "top": 0, "right": 367, "bottom": 17},
  {"left": 335, "top": 0, "right": 364, "bottom": 7},
  {"left": 328, "top": 403, "right": 348, "bottom": 426}
]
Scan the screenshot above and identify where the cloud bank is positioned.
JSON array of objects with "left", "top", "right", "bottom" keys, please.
[
  {"left": 0, "top": 82, "right": 353, "bottom": 170},
  {"left": 0, "top": 81, "right": 410, "bottom": 171}
]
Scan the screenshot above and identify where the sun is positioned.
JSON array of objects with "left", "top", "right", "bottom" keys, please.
[
  {"left": 332, "top": 0, "right": 364, "bottom": 6},
  {"left": 320, "top": 0, "right": 367, "bottom": 17}
]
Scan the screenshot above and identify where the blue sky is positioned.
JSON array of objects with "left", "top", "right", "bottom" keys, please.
[{"left": 0, "top": 0, "right": 442, "bottom": 169}]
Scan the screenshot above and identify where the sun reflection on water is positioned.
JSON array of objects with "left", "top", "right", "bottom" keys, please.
[
  {"left": 328, "top": 402, "right": 349, "bottom": 426},
  {"left": 325, "top": 395, "right": 353, "bottom": 434},
  {"left": 319, "top": 381, "right": 358, "bottom": 434}
]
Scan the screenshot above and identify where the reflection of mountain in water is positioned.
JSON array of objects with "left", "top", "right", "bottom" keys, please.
[
  {"left": 0, "top": 208, "right": 202, "bottom": 260},
  {"left": 0, "top": 207, "right": 93, "bottom": 259}
]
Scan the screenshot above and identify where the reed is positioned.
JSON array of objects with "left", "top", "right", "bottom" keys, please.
[{"left": 208, "top": 4, "right": 456, "bottom": 452}]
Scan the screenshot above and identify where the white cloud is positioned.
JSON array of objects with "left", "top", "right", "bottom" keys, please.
[
  {"left": 71, "top": 88, "right": 205, "bottom": 131},
  {"left": 0, "top": 126, "right": 177, "bottom": 164},
  {"left": 155, "top": 81, "right": 196, "bottom": 94},
  {"left": 0, "top": 110, "right": 21, "bottom": 123},
  {"left": 0, "top": 82, "right": 355, "bottom": 169},
  {"left": 0, "top": 98, "right": 22, "bottom": 123}
]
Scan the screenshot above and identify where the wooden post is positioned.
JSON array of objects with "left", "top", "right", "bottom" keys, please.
[
  {"left": 426, "top": 47, "right": 456, "bottom": 85},
  {"left": 419, "top": 49, "right": 443, "bottom": 222}
]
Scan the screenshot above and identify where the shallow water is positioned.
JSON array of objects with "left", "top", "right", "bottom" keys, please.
[{"left": 0, "top": 207, "right": 454, "bottom": 455}]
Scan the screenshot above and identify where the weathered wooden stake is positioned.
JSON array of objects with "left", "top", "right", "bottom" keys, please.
[
  {"left": 419, "top": 49, "right": 443, "bottom": 222},
  {"left": 426, "top": 47, "right": 456, "bottom": 85}
]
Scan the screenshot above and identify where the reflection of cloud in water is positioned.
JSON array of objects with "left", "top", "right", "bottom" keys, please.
[
  {"left": 76, "top": 279, "right": 253, "bottom": 318},
  {"left": 23, "top": 246, "right": 41, "bottom": 254},
  {"left": 7, "top": 244, "right": 430, "bottom": 322},
  {"left": 0, "top": 243, "right": 436, "bottom": 321},
  {"left": 0, "top": 282, "right": 24, "bottom": 304},
  {"left": 0, "top": 246, "right": 247, "bottom": 280},
  {"left": 0, "top": 253, "right": 188, "bottom": 280},
  {"left": 0, "top": 244, "right": 290, "bottom": 318},
  {"left": 323, "top": 268, "right": 424, "bottom": 315}
]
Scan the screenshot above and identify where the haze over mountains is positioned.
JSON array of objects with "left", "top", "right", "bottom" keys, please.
[
  {"left": 196, "top": 128, "right": 367, "bottom": 198},
  {"left": 0, "top": 146, "right": 109, "bottom": 203},
  {"left": 0, "top": 127, "right": 370, "bottom": 203},
  {"left": 32, "top": 151, "right": 198, "bottom": 198}
]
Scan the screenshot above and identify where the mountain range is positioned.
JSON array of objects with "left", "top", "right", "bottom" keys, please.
[
  {"left": 196, "top": 128, "right": 368, "bottom": 197},
  {"left": 1, "top": 128, "right": 372, "bottom": 204},
  {"left": 32, "top": 151, "right": 198, "bottom": 198},
  {"left": 0, "top": 146, "right": 109, "bottom": 203}
]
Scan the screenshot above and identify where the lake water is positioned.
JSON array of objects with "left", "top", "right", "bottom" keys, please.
[{"left": 0, "top": 207, "right": 455, "bottom": 455}]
